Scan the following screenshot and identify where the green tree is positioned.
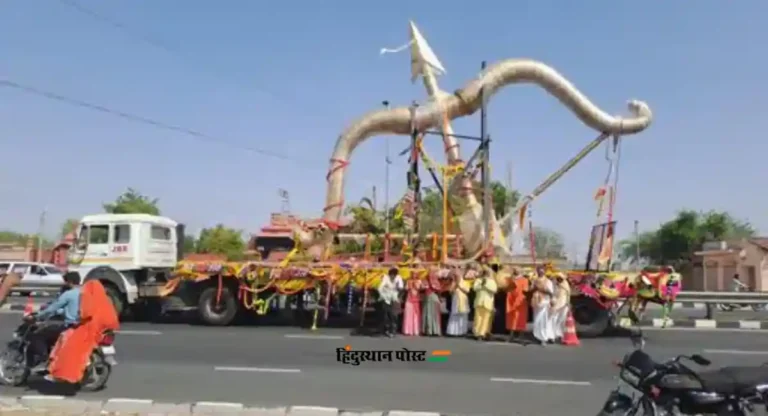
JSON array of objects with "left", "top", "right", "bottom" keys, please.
[
  {"left": 0, "top": 231, "right": 53, "bottom": 248},
  {"left": 196, "top": 225, "right": 245, "bottom": 261},
  {"left": 618, "top": 210, "right": 755, "bottom": 267},
  {"left": 0, "top": 231, "right": 32, "bottom": 245},
  {"left": 418, "top": 180, "right": 519, "bottom": 235},
  {"left": 182, "top": 235, "right": 197, "bottom": 254},
  {"left": 59, "top": 218, "right": 80, "bottom": 238},
  {"left": 344, "top": 205, "right": 384, "bottom": 234},
  {"left": 418, "top": 188, "right": 444, "bottom": 235},
  {"left": 489, "top": 180, "right": 520, "bottom": 219},
  {"left": 339, "top": 181, "right": 519, "bottom": 253},
  {"left": 103, "top": 188, "right": 160, "bottom": 215},
  {"left": 524, "top": 226, "right": 566, "bottom": 259}
]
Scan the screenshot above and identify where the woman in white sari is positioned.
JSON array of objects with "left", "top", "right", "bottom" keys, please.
[
  {"left": 532, "top": 272, "right": 556, "bottom": 345},
  {"left": 551, "top": 273, "right": 571, "bottom": 343}
]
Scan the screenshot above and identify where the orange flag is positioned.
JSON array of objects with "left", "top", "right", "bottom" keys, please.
[
  {"left": 594, "top": 186, "right": 610, "bottom": 218},
  {"left": 594, "top": 186, "right": 607, "bottom": 200}
]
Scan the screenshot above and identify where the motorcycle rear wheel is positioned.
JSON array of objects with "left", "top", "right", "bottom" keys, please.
[
  {"left": 79, "top": 352, "right": 111, "bottom": 391},
  {"left": 0, "top": 347, "right": 30, "bottom": 386},
  {"left": 597, "top": 397, "right": 655, "bottom": 416}
]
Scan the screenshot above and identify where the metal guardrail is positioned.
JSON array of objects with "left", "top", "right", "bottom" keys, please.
[
  {"left": 676, "top": 291, "right": 768, "bottom": 304},
  {"left": 675, "top": 291, "right": 768, "bottom": 319}
]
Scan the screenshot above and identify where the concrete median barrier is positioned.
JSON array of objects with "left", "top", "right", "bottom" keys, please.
[{"left": 0, "top": 395, "right": 475, "bottom": 416}]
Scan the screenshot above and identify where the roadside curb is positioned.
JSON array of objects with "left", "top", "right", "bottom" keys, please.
[
  {"left": 633, "top": 318, "right": 768, "bottom": 330},
  {"left": 0, "top": 395, "right": 466, "bottom": 416},
  {"left": 678, "top": 302, "right": 705, "bottom": 309}
]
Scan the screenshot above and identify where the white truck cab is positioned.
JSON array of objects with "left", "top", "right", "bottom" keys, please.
[{"left": 68, "top": 213, "right": 184, "bottom": 316}]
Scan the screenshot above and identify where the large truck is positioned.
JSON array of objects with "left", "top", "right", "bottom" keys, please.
[{"left": 68, "top": 213, "right": 184, "bottom": 318}]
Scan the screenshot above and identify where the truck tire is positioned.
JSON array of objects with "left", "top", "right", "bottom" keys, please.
[
  {"left": 84, "top": 267, "right": 128, "bottom": 318},
  {"left": 571, "top": 295, "right": 611, "bottom": 337},
  {"left": 103, "top": 283, "right": 126, "bottom": 318},
  {"left": 198, "top": 286, "right": 237, "bottom": 326}
]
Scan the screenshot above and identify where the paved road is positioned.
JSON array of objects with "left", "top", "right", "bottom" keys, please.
[{"left": 1, "top": 317, "right": 768, "bottom": 415}]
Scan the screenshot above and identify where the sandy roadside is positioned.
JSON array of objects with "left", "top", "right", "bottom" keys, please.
[{"left": 0, "top": 411, "right": 127, "bottom": 415}]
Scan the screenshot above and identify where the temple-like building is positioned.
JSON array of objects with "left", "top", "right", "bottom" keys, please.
[{"left": 249, "top": 213, "right": 351, "bottom": 261}]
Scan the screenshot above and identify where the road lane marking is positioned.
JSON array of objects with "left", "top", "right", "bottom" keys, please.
[
  {"left": 214, "top": 366, "right": 302, "bottom": 373},
  {"left": 117, "top": 330, "right": 162, "bottom": 335},
  {"left": 285, "top": 334, "right": 344, "bottom": 340},
  {"left": 195, "top": 402, "right": 244, "bottom": 409},
  {"left": 490, "top": 377, "right": 592, "bottom": 386},
  {"left": 105, "top": 398, "right": 154, "bottom": 404},
  {"left": 703, "top": 349, "right": 768, "bottom": 355}
]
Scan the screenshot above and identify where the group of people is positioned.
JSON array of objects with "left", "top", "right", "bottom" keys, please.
[{"left": 376, "top": 262, "right": 573, "bottom": 345}]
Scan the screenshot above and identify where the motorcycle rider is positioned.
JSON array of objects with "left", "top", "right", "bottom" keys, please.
[
  {"left": 731, "top": 273, "right": 749, "bottom": 292},
  {"left": 25, "top": 271, "right": 82, "bottom": 372}
]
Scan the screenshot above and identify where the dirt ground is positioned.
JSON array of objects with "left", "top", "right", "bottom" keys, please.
[{"left": 0, "top": 411, "right": 127, "bottom": 415}]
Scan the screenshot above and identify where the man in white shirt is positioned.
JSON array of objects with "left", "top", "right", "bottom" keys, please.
[
  {"left": 732, "top": 273, "right": 748, "bottom": 292},
  {"left": 377, "top": 267, "right": 404, "bottom": 337}
]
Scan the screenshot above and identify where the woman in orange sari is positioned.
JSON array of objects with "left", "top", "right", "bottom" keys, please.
[
  {"left": 506, "top": 270, "right": 530, "bottom": 342},
  {"left": 48, "top": 280, "right": 119, "bottom": 383}
]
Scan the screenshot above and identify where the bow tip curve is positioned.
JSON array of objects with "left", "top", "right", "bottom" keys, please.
[{"left": 626, "top": 99, "right": 652, "bottom": 118}]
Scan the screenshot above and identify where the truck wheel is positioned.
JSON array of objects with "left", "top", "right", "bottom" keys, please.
[
  {"left": 198, "top": 286, "right": 237, "bottom": 326},
  {"left": 103, "top": 283, "right": 126, "bottom": 318},
  {"left": 571, "top": 296, "right": 611, "bottom": 337}
]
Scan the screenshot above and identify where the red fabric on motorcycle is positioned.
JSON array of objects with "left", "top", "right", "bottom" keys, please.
[{"left": 47, "top": 280, "right": 120, "bottom": 383}]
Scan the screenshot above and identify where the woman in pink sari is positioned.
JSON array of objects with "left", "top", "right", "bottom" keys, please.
[{"left": 402, "top": 278, "right": 422, "bottom": 336}]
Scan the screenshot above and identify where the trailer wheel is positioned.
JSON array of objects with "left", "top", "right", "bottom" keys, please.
[{"left": 198, "top": 286, "right": 237, "bottom": 326}]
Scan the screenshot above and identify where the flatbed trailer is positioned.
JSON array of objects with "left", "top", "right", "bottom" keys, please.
[{"left": 159, "top": 260, "right": 679, "bottom": 336}]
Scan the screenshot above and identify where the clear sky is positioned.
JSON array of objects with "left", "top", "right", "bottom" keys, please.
[{"left": 2, "top": 1, "right": 766, "bottom": 258}]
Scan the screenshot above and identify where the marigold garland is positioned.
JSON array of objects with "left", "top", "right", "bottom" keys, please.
[{"left": 169, "top": 261, "right": 680, "bottom": 311}]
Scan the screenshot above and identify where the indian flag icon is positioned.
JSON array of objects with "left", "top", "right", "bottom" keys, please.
[{"left": 427, "top": 350, "right": 451, "bottom": 362}]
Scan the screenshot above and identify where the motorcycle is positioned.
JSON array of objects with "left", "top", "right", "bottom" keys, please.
[
  {"left": 0, "top": 317, "right": 117, "bottom": 391},
  {"left": 718, "top": 302, "right": 766, "bottom": 312},
  {"left": 718, "top": 286, "right": 767, "bottom": 312},
  {"left": 599, "top": 330, "right": 768, "bottom": 415}
]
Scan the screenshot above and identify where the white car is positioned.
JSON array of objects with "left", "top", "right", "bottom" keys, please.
[{"left": 0, "top": 262, "right": 66, "bottom": 295}]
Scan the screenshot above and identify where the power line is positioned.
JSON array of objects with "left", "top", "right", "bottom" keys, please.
[
  {"left": 57, "top": 0, "right": 183, "bottom": 57},
  {"left": 40, "top": 1, "right": 409, "bottom": 184},
  {"left": 0, "top": 78, "right": 395, "bottom": 187},
  {"left": 56, "top": 0, "right": 284, "bottom": 103},
  {"left": 0, "top": 78, "right": 295, "bottom": 162}
]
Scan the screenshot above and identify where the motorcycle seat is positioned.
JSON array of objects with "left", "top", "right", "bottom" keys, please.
[{"left": 697, "top": 366, "right": 768, "bottom": 395}]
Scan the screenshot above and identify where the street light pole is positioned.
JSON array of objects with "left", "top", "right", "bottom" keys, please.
[
  {"left": 383, "top": 100, "right": 391, "bottom": 235},
  {"left": 634, "top": 219, "right": 640, "bottom": 266},
  {"left": 37, "top": 209, "right": 47, "bottom": 262}
]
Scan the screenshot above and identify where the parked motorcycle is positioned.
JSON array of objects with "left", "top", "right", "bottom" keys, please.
[
  {"left": 599, "top": 330, "right": 768, "bottom": 415},
  {"left": 0, "top": 317, "right": 117, "bottom": 391}
]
